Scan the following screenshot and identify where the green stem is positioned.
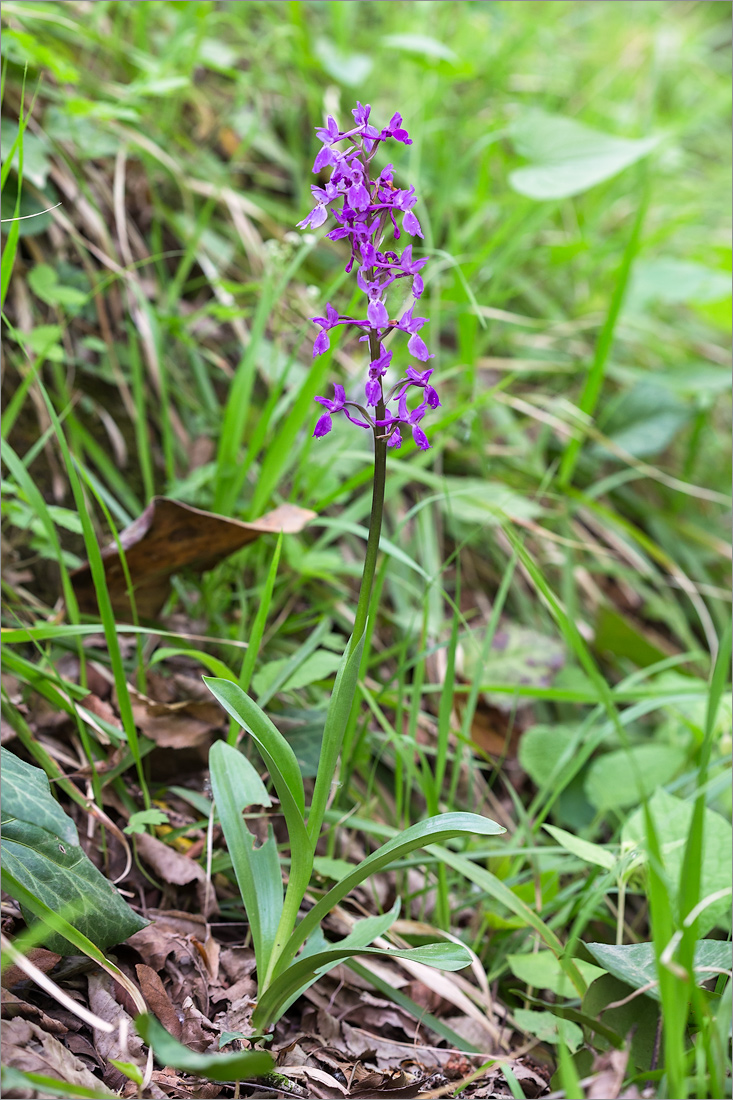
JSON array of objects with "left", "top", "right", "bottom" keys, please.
[{"left": 350, "top": 331, "right": 388, "bottom": 652}]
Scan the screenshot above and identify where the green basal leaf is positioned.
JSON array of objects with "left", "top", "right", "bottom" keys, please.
[
  {"left": 203, "top": 679, "right": 305, "bottom": 816},
  {"left": 271, "top": 900, "right": 401, "bottom": 1022},
  {"left": 254, "top": 938, "right": 471, "bottom": 1030},
  {"left": 0, "top": 749, "right": 147, "bottom": 953},
  {"left": 135, "top": 1013, "right": 274, "bottom": 1081},
  {"left": 209, "top": 741, "right": 283, "bottom": 979},
  {"left": 276, "top": 812, "right": 503, "bottom": 976}
]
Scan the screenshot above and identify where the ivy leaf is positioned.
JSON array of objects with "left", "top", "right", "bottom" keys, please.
[{"left": 1, "top": 749, "right": 147, "bottom": 953}]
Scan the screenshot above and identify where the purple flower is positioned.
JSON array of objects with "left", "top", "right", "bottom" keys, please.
[
  {"left": 312, "top": 302, "right": 339, "bottom": 358},
  {"left": 400, "top": 366, "right": 441, "bottom": 409},
  {"left": 395, "top": 305, "right": 433, "bottom": 361},
  {"left": 397, "top": 394, "right": 431, "bottom": 450},
  {"left": 379, "top": 112, "right": 413, "bottom": 145},
  {"left": 313, "top": 383, "right": 370, "bottom": 437}
]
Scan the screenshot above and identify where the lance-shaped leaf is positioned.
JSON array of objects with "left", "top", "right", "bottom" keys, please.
[
  {"left": 254, "top": 938, "right": 472, "bottom": 1031},
  {"left": 209, "top": 741, "right": 283, "bottom": 980},
  {"left": 307, "top": 632, "right": 364, "bottom": 843},
  {"left": 203, "top": 679, "right": 312, "bottom": 949},
  {"left": 274, "top": 812, "right": 504, "bottom": 977},
  {"left": 271, "top": 900, "right": 402, "bottom": 1023},
  {"left": 136, "top": 1013, "right": 273, "bottom": 1081}
]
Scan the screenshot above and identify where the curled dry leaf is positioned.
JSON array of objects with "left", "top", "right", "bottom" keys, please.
[
  {"left": 0, "top": 1016, "right": 116, "bottom": 1097},
  {"left": 71, "top": 498, "right": 316, "bottom": 618}
]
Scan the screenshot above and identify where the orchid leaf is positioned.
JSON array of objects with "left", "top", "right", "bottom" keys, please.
[
  {"left": 276, "top": 812, "right": 503, "bottom": 975},
  {"left": 254, "top": 937, "right": 471, "bottom": 1030},
  {"left": 209, "top": 741, "right": 283, "bottom": 980}
]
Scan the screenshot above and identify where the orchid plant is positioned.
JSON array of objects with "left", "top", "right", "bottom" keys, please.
[{"left": 203, "top": 104, "right": 503, "bottom": 1036}]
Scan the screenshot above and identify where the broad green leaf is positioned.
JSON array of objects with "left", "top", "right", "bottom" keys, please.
[
  {"left": 313, "top": 38, "right": 373, "bottom": 86},
  {"left": 514, "top": 1008, "right": 584, "bottom": 1053},
  {"left": 253, "top": 649, "right": 342, "bottom": 699},
  {"left": 209, "top": 741, "right": 283, "bottom": 978},
  {"left": 509, "top": 112, "right": 661, "bottom": 199},
  {"left": 519, "top": 724, "right": 577, "bottom": 789},
  {"left": 1, "top": 748, "right": 78, "bottom": 845},
  {"left": 255, "top": 939, "right": 471, "bottom": 1030},
  {"left": 622, "top": 788, "right": 732, "bottom": 935},
  {"left": 586, "top": 940, "right": 732, "bottom": 1001},
  {"left": 459, "top": 621, "right": 565, "bottom": 711},
  {"left": 381, "top": 33, "right": 458, "bottom": 62},
  {"left": 582, "top": 975, "right": 660, "bottom": 1071},
  {"left": 628, "top": 258, "right": 732, "bottom": 309},
  {"left": 0, "top": 119, "right": 50, "bottom": 188},
  {"left": 543, "top": 824, "right": 616, "bottom": 871},
  {"left": 0, "top": 749, "right": 147, "bottom": 953},
  {"left": 124, "top": 809, "right": 170, "bottom": 836},
  {"left": 595, "top": 383, "right": 690, "bottom": 459},
  {"left": 278, "top": 812, "right": 504, "bottom": 975},
  {"left": 440, "top": 478, "right": 543, "bottom": 526},
  {"left": 584, "top": 745, "right": 685, "bottom": 812},
  {"left": 507, "top": 951, "right": 604, "bottom": 996},
  {"left": 135, "top": 1013, "right": 273, "bottom": 1081}
]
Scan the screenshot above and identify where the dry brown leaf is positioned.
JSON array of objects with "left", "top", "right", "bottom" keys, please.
[
  {"left": 0, "top": 1016, "right": 116, "bottom": 1096},
  {"left": 586, "top": 1048, "right": 629, "bottom": 1100},
  {"left": 1, "top": 989, "right": 68, "bottom": 1034},
  {"left": 135, "top": 963, "right": 182, "bottom": 1040},
  {"left": 71, "top": 498, "right": 315, "bottom": 617},
  {"left": 87, "top": 971, "right": 147, "bottom": 1084},
  {"left": 134, "top": 830, "right": 206, "bottom": 886},
  {"left": 1, "top": 947, "right": 61, "bottom": 991}
]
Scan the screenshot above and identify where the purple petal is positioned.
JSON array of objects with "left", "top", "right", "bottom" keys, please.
[
  {"left": 411, "top": 424, "right": 430, "bottom": 450},
  {"left": 313, "top": 146, "right": 336, "bottom": 173},
  {"left": 412, "top": 274, "right": 424, "bottom": 298},
  {"left": 367, "top": 298, "right": 389, "bottom": 328},
  {"left": 407, "top": 332, "right": 433, "bottom": 361},
  {"left": 426, "top": 386, "right": 441, "bottom": 409},
  {"left": 403, "top": 210, "right": 423, "bottom": 238},
  {"left": 365, "top": 377, "right": 382, "bottom": 406},
  {"left": 313, "top": 330, "right": 330, "bottom": 358},
  {"left": 331, "top": 383, "right": 346, "bottom": 407},
  {"left": 313, "top": 412, "right": 333, "bottom": 438},
  {"left": 387, "top": 427, "right": 402, "bottom": 448}
]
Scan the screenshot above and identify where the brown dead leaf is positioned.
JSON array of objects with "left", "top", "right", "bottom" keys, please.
[
  {"left": 134, "top": 830, "right": 206, "bottom": 886},
  {"left": 71, "top": 498, "right": 315, "bottom": 617},
  {"left": 0, "top": 1016, "right": 116, "bottom": 1096},
  {"left": 136, "top": 963, "right": 182, "bottom": 1040},
  {"left": 1, "top": 947, "right": 61, "bottom": 990},
  {"left": 87, "top": 971, "right": 147, "bottom": 1088},
  {"left": 1, "top": 988, "right": 69, "bottom": 1034},
  {"left": 586, "top": 1048, "right": 629, "bottom": 1100}
]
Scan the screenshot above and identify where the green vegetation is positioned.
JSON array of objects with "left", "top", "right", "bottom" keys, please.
[{"left": 1, "top": 2, "right": 731, "bottom": 1098}]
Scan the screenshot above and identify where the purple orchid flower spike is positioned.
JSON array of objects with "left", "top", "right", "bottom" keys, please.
[{"left": 298, "top": 104, "right": 439, "bottom": 450}]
